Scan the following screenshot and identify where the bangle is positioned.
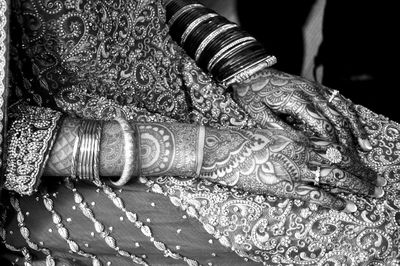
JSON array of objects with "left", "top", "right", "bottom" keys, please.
[
  {"left": 170, "top": 7, "right": 214, "bottom": 40},
  {"left": 181, "top": 13, "right": 218, "bottom": 45},
  {"left": 168, "top": 3, "right": 203, "bottom": 27},
  {"left": 222, "top": 56, "right": 277, "bottom": 86},
  {"left": 111, "top": 118, "right": 140, "bottom": 186},
  {"left": 207, "top": 37, "right": 255, "bottom": 72},
  {"left": 194, "top": 24, "right": 238, "bottom": 62},
  {"left": 70, "top": 120, "right": 82, "bottom": 179},
  {"left": 76, "top": 120, "right": 102, "bottom": 181}
]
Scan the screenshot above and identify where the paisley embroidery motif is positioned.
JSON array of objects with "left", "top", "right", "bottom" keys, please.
[{"left": 7, "top": 0, "right": 400, "bottom": 265}]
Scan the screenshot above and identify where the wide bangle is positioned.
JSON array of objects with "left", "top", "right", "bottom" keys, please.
[{"left": 111, "top": 118, "right": 140, "bottom": 186}]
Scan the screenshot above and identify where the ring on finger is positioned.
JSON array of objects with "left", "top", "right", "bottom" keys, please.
[
  {"left": 328, "top": 89, "right": 339, "bottom": 103},
  {"left": 326, "top": 146, "right": 342, "bottom": 164}
]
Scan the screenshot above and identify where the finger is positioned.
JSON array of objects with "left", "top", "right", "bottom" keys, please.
[
  {"left": 307, "top": 91, "right": 357, "bottom": 147},
  {"left": 285, "top": 103, "right": 337, "bottom": 141},
  {"left": 305, "top": 166, "right": 383, "bottom": 197},
  {"left": 321, "top": 88, "right": 370, "bottom": 151},
  {"left": 234, "top": 91, "right": 298, "bottom": 134},
  {"left": 295, "top": 82, "right": 357, "bottom": 146},
  {"left": 307, "top": 141, "right": 378, "bottom": 184},
  {"left": 270, "top": 181, "right": 356, "bottom": 212}
]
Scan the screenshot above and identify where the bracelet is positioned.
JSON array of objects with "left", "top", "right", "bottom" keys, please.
[
  {"left": 168, "top": 3, "right": 203, "bottom": 27},
  {"left": 222, "top": 55, "right": 277, "bottom": 86},
  {"left": 207, "top": 37, "right": 255, "bottom": 72},
  {"left": 76, "top": 120, "right": 102, "bottom": 181},
  {"left": 70, "top": 120, "right": 82, "bottom": 179},
  {"left": 181, "top": 13, "right": 218, "bottom": 45},
  {"left": 194, "top": 23, "right": 238, "bottom": 62},
  {"left": 165, "top": 0, "right": 277, "bottom": 85},
  {"left": 111, "top": 118, "right": 140, "bottom": 186}
]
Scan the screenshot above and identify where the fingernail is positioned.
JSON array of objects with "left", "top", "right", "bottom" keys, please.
[
  {"left": 358, "top": 138, "right": 372, "bottom": 151},
  {"left": 376, "top": 176, "right": 387, "bottom": 187},
  {"left": 373, "top": 187, "right": 385, "bottom": 198},
  {"left": 343, "top": 200, "right": 357, "bottom": 213}
]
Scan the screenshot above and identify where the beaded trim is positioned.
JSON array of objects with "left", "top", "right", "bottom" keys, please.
[
  {"left": 92, "top": 178, "right": 200, "bottom": 266},
  {"left": 42, "top": 191, "right": 102, "bottom": 265},
  {"left": 0, "top": 200, "right": 34, "bottom": 265},
  {"left": 0, "top": 0, "right": 7, "bottom": 177},
  {"left": 65, "top": 179, "right": 148, "bottom": 265},
  {"left": 9, "top": 196, "right": 56, "bottom": 266},
  {"left": 4, "top": 105, "right": 63, "bottom": 195}
]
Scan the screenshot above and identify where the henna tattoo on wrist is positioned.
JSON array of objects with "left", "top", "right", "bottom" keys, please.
[
  {"left": 44, "top": 118, "right": 81, "bottom": 176},
  {"left": 99, "top": 121, "right": 125, "bottom": 177},
  {"left": 137, "top": 123, "right": 204, "bottom": 177}
]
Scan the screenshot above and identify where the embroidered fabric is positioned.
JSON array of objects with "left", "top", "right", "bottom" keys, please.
[
  {"left": 4, "top": 104, "right": 63, "bottom": 195},
  {"left": 1, "top": 0, "right": 399, "bottom": 265}
]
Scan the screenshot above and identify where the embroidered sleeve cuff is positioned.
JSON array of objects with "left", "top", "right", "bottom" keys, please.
[{"left": 4, "top": 104, "right": 63, "bottom": 195}]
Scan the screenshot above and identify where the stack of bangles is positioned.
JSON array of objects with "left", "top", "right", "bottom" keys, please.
[
  {"left": 70, "top": 118, "right": 140, "bottom": 186},
  {"left": 165, "top": 0, "right": 277, "bottom": 86}
]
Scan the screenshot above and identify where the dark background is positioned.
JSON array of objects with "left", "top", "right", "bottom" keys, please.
[{"left": 201, "top": 0, "right": 399, "bottom": 122}]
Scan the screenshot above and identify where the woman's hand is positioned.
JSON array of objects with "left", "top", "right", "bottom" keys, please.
[
  {"left": 231, "top": 68, "right": 372, "bottom": 151},
  {"left": 200, "top": 126, "right": 383, "bottom": 212}
]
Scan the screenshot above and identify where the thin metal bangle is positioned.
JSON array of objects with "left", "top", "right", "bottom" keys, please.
[
  {"left": 222, "top": 55, "right": 277, "bottom": 86},
  {"left": 77, "top": 120, "right": 88, "bottom": 180},
  {"left": 207, "top": 37, "right": 256, "bottom": 71},
  {"left": 93, "top": 121, "right": 103, "bottom": 180},
  {"left": 88, "top": 121, "right": 98, "bottom": 180},
  {"left": 168, "top": 3, "right": 203, "bottom": 27},
  {"left": 194, "top": 24, "right": 238, "bottom": 62},
  {"left": 70, "top": 121, "right": 83, "bottom": 179},
  {"left": 181, "top": 13, "right": 218, "bottom": 45},
  {"left": 81, "top": 120, "right": 93, "bottom": 180}
]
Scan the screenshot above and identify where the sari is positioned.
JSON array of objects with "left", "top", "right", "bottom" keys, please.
[{"left": 0, "top": 1, "right": 399, "bottom": 265}]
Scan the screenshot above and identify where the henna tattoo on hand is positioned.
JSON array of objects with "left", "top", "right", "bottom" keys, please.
[
  {"left": 232, "top": 68, "right": 365, "bottom": 147},
  {"left": 199, "top": 126, "right": 375, "bottom": 210},
  {"left": 200, "top": 127, "right": 306, "bottom": 192}
]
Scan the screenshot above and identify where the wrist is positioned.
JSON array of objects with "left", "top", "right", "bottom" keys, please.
[{"left": 137, "top": 123, "right": 205, "bottom": 177}]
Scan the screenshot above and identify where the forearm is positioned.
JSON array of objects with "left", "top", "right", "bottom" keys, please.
[{"left": 44, "top": 118, "right": 204, "bottom": 178}]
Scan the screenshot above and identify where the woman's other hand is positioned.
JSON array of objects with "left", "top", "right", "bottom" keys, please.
[{"left": 231, "top": 68, "right": 372, "bottom": 151}]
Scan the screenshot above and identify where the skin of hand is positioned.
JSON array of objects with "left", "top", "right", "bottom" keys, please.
[
  {"left": 231, "top": 68, "right": 373, "bottom": 152},
  {"left": 44, "top": 118, "right": 383, "bottom": 213},
  {"left": 200, "top": 126, "right": 384, "bottom": 212},
  {"left": 230, "top": 67, "right": 386, "bottom": 190}
]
